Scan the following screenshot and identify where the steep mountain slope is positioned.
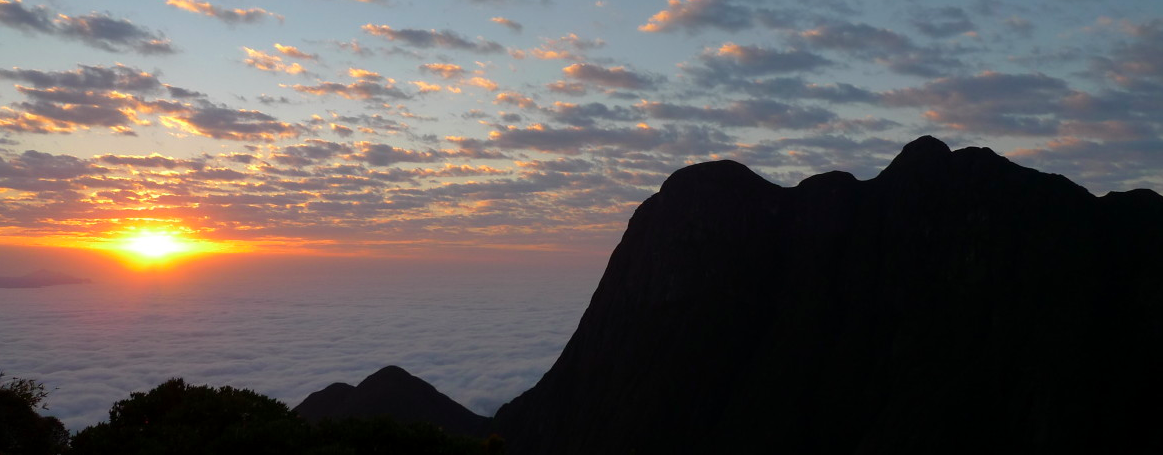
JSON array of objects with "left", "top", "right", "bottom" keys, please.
[{"left": 493, "top": 136, "right": 1163, "bottom": 454}]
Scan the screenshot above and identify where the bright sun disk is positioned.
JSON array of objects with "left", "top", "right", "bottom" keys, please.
[{"left": 121, "top": 231, "right": 189, "bottom": 259}]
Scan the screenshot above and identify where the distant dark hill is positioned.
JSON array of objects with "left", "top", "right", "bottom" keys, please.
[
  {"left": 0, "top": 269, "right": 90, "bottom": 288},
  {"left": 293, "top": 366, "right": 488, "bottom": 437},
  {"left": 493, "top": 136, "right": 1163, "bottom": 454}
]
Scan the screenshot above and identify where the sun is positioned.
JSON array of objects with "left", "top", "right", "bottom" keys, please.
[
  {"left": 124, "top": 232, "right": 188, "bottom": 258},
  {"left": 114, "top": 229, "right": 198, "bottom": 264}
]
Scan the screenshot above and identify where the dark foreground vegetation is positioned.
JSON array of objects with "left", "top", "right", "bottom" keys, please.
[{"left": 1, "top": 374, "right": 502, "bottom": 455}]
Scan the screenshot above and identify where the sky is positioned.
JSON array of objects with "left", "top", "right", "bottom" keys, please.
[{"left": 1, "top": 0, "right": 1161, "bottom": 264}]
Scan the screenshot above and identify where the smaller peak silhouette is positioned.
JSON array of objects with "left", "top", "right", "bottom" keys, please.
[{"left": 294, "top": 365, "right": 487, "bottom": 436}]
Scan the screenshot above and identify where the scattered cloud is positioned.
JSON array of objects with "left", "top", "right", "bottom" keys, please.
[
  {"left": 683, "top": 42, "right": 830, "bottom": 85},
  {"left": 165, "top": 0, "right": 283, "bottom": 24},
  {"left": 0, "top": 0, "right": 174, "bottom": 54},
  {"left": 562, "top": 63, "right": 662, "bottom": 90},
  {"left": 362, "top": 24, "right": 504, "bottom": 53},
  {"left": 491, "top": 16, "right": 522, "bottom": 32},
  {"left": 797, "top": 21, "right": 965, "bottom": 76},
  {"left": 636, "top": 99, "right": 835, "bottom": 130},
  {"left": 882, "top": 71, "right": 1071, "bottom": 136},
  {"left": 910, "top": 6, "right": 975, "bottom": 39},
  {"left": 287, "top": 80, "right": 410, "bottom": 100},
  {"left": 242, "top": 47, "right": 308, "bottom": 74},
  {"left": 274, "top": 43, "right": 317, "bottom": 60},
  {"left": 160, "top": 106, "right": 303, "bottom": 141},
  {"left": 0, "top": 64, "right": 162, "bottom": 92},
  {"left": 419, "top": 63, "right": 465, "bottom": 79},
  {"left": 639, "top": 0, "right": 756, "bottom": 33}
]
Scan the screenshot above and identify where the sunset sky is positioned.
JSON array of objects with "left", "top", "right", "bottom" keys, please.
[{"left": 2, "top": 0, "right": 1160, "bottom": 266}]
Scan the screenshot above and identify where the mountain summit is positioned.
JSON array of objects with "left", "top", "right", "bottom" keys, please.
[{"left": 493, "top": 136, "right": 1163, "bottom": 454}]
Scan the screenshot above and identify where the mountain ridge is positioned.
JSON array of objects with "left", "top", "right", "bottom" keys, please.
[{"left": 493, "top": 135, "right": 1163, "bottom": 454}]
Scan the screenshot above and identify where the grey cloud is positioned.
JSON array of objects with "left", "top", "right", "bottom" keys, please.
[
  {"left": 881, "top": 71, "right": 1071, "bottom": 136},
  {"left": 0, "top": 0, "right": 53, "bottom": 32},
  {"left": 684, "top": 43, "right": 830, "bottom": 85},
  {"left": 14, "top": 101, "right": 128, "bottom": 127},
  {"left": 740, "top": 77, "right": 877, "bottom": 103},
  {"left": 487, "top": 124, "right": 665, "bottom": 154},
  {"left": 175, "top": 105, "right": 303, "bottom": 142},
  {"left": 486, "top": 123, "right": 737, "bottom": 157},
  {"left": 362, "top": 24, "right": 504, "bottom": 53},
  {"left": 0, "top": 2, "right": 175, "bottom": 54},
  {"left": 639, "top": 0, "right": 762, "bottom": 33},
  {"left": 0, "top": 64, "right": 163, "bottom": 92},
  {"left": 275, "top": 140, "right": 355, "bottom": 165},
  {"left": 289, "top": 81, "right": 411, "bottom": 100},
  {"left": 1090, "top": 19, "right": 1163, "bottom": 91},
  {"left": 545, "top": 102, "right": 641, "bottom": 127},
  {"left": 516, "top": 158, "right": 595, "bottom": 173},
  {"left": 637, "top": 99, "right": 836, "bottom": 130},
  {"left": 545, "top": 81, "right": 587, "bottom": 96},
  {"left": 562, "top": 63, "right": 663, "bottom": 90},
  {"left": 797, "top": 21, "right": 963, "bottom": 76},
  {"left": 165, "top": 0, "right": 283, "bottom": 25},
  {"left": 910, "top": 6, "right": 975, "bottom": 38},
  {"left": 95, "top": 154, "right": 204, "bottom": 169},
  {"left": 166, "top": 85, "right": 206, "bottom": 99},
  {"left": 1009, "top": 137, "right": 1163, "bottom": 194},
  {"left": 347, "top": 142, "right": 438, "bottom": 166},
  {"left": 0, "top": 149, "right": 103, "bottom": 180},
  {"left": 1003, "top": 16, "right": 1033, "bottom": 37}
]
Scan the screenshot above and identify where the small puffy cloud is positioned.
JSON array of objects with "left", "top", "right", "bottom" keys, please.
[
  {"left": 288, "top": 80, "right": 410, "bottom": 100},
  {"left": 242, "top": 47, "right": 307, "bottom": 74},
  {"left": 491, "top": 16, "right": 522, "bottom": 32},
  {"left": 494, "top": 91, "right": 537, "bottom": 109},
  {"left": 274, "top": 43, "right": 317, "bottom": 60},
  {"left": 546, "top": 80, "right": 587, "bottom": 96},
  {"left": 362, "top": 24, "right": 503, "bottom": 53},
  {"left": 515, "top": 33, "right": 605, "bottom": 61},
  {"left": 639, "top": 0, "right": 754, "bottom": 33},
  {"left": 411, "top": 81, "right": 444, "bottom": 93},
  {"left": 331, "top": 123, "right": 355, "bottom": 137},
  {"left": 465, "top": 77, "right": 499, "bottom": 92},
  {"left": 0, "top": 0, "right": 175, "bottom": 54},
  {"left": 347, "top": 68, "right": 383, "bottom": 81},
  {"left": 562, "top": 63, "right": 662, "bottom": 90},
  {"left": 419, "top": 63, "right": 465, "bottom": 79},
  {"left": 165, "top": 0, "right": 283, "bottom": 24}
]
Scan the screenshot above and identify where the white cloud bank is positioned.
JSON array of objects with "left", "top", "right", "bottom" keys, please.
[{"left": 2, "top": 266, "right": 599, "bottom": 431}]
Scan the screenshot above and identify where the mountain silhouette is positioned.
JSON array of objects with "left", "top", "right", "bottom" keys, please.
[
  {"left": 293, "top": 365, "right": 488, "bottom": 437},
  {"left": 490, "top": 136, "right": 1163, "bottom": 454}
]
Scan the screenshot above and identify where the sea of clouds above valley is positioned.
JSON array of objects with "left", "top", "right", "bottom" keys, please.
[{"left": 2, "top": 267, "right": 597, "bottom": 431}]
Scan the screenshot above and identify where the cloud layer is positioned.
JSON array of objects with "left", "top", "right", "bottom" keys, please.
[{"left": 2, "top": 265, "right": 598, "bottom": 431}]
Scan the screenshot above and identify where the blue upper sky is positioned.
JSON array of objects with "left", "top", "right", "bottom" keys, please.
[{"left": 1, "top": 0, "right": 1160, "bottom": 257}]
